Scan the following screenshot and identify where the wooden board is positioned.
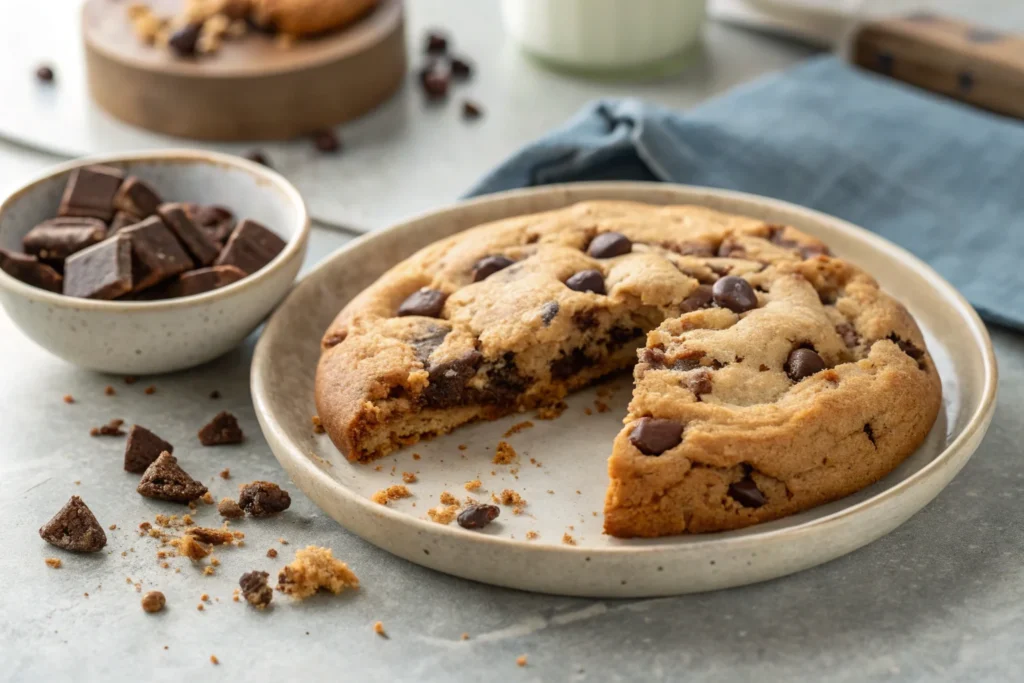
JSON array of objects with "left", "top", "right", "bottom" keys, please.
[{"left": 83, "top": 0, "right": 406, "bottom": 140}]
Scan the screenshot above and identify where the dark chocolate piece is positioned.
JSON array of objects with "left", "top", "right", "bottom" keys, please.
[
  {"left": 397, "top": 288, "right": 447, "bottom": 318},
  {"left": 23, "top": 217, "right": 107, "bottom": 261},
  {"left": 108, "top": 211, "right": 139, "bottom": 235},
  {"left": 425, "top": 31, "right": 448, "bottom": 54},
  {"left": 63, "top": 234, "right": 134, "bottom": 299},
  {"left": 240, "top": 570, "right": 273, "bottom": 609},
  {"left": 0, "top": 249, "right": 62, "bottom": 292},
  {"left": 198, "top": 411, "right": 244, "bottom": 445},
  {"left": 711, "top": 276, "right": 758, "bottom": 313},
  {"left": 238, "top": 481, "right": 291, "bottom": 517},
  {"left": 462, "top": 100, "right": 483, "bottom": 120},
  {"left": 214, "top": 219, "right": 286, "bottom": 275},
  {"left": 450, "top": 57, "right": 472, "bottom": 79},
  {"left": 58, "top": 165, "right": 124, "bottom": 222},
  {"left": 168, "top": 23, "right": 201, "bottom": 57},
  {"left": 471, "top": 255, "right": 513, "bottom": 282},
  {"left": 113, "top": 177, "right": 162, "bottom": 218},
  {"left": 124, "top": 425, "right": 174, "bottom": 474},
  {"left": 628, "top": 417, "right": 683, "bottom": 456},
  {"left": 157, "top": 203, "right": 219, "bottom": 266},
  {"left": 312, "top": 130, "right": 342, "bottom": 153},
  {"left": 422, "top": 71, "right": 449, "bottom": 99},
  {"left": 39, "top": 496, "right": 106, "bottom": 552},
  {"left": 728, "top": 478, "right": 766, "bottom": 508},
  {"left": 457, "top": 504, "right": 500, "bottom": 530},
  {"left": 785, "top": 348, "right": 826, "bottom": 382},
  {"left": 36, "top": 65, "right": 55, "bottom": 83},
  {"left": 187, "top": 204, "right": 235, "bottom": 245},
  {"left": 587, "top": 232, "right": 632, "bottom": 258},
  {"left": 122, "top": 216, "right": 194, "bottom": 291},
  {"left": 159, "top": 265, "right": 247, "bottom": 298},
  {"left": 137, "top": 452, "right": 208, "bottom": 503},
  {"left": 565, "top": 269, "right": 606, "bottom": 294}
]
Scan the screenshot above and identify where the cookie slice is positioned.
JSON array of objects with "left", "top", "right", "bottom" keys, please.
[{"left": 39, "top": 495, "right": 107, "bottom": 552}]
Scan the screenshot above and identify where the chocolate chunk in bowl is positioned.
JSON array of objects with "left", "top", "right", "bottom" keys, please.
[
  {"left": 214, "top": 219, "right": 287, "bottom": 275},
  {"left": 63, "top": 234, "right": 134, "bottom": 299}
]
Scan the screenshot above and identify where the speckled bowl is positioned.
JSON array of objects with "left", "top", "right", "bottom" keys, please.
[{"left": 0, "top": 150, "right": 309, "bottom": 374}]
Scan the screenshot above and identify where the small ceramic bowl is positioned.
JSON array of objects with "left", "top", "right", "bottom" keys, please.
[{"left": 0, "top": 150, "right": 309, "bottom": 374}]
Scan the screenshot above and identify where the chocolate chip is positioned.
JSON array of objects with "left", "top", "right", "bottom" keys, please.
[
  {"left": 122, "top": 216, "right": 195, "bottom": 291},
  {"left": 64, "top": 234, "right": 134, "bottom": 299},
  {"left": 214, "top": 219, "right": 286, "bottom": 275},
  {"left": 198, "top": 411, "right": 244, "bottom": 446},
  {"left": 572, "top": 309, "right": 599, "bottom": 331},
  {"left": 239, "top": 570, "right": 273, "bottom": 609},
  {"left": 785, "top": 348, "right": 825, "bottom": 382},
  {"left": 711, "top": 276, "right": 758, "bottom": 313},
  {"left": 688, "top": 370, "right": 713, "bottom": 397},
  {"left": 864, "top": 423, "right": 876, "bottom": 446},
  {"left": 457, "top": 504, "right": 500, "bottom": 530},
  {"left": 238, "top": 481, "right": 291, "bottom": 517},
  {"left": 243, "top": 150, "right": 271, "bottom": 166},
  {"left": 124, "top": 425, "right": 174, "bottom": 474},
  {"left": 836, "top": 323, "right": 860, "bottom": 349},
  {"left": 35, "top": 65, "right": 54, "bottom": 83},
  {"left": 887, "top": 333, "right": 924, "bottom": 360},
  {"left": 728, "top": 478, "right": 765, "bottom": 508},
  {"left": 423, "top": 350, "right": 482, "bottom": 408},
  {"left": 398, "top": 288, "right": 447, "bottom": 318},
  {"left": 312, "top": 130, "right": 342, "bottom": 153},
  {"left": 409, "top": 324, "right": 451, "bottom": 362},
  {"left": 472, "top": 255, "right": 513, "bottom": 282},
  {"left": 462, "top": 100, "right": 483, "bottom": 120},
  {"left": 628, "top": 417, "right": 683, "bottom": 456},
  {"left": 168, "top": 23, "right": 201, "bottom": 57},
  {"left": 157, "top": 265, "right": 247, "bottom": 299},
  {"left": 550, "top": 348, "right": 591, "bottom": 380},
  {"left": 564, "top": 269, "right": 606, "bottom": 295},
  {"left": 587, "top": 232, "right": 631, "bottom": 259},
  {"left": 58, "top": 165, "right": 124, "bottom": 222},
  {"left": 540, "top": 301, "right": 559, "bottom": 326},
  {"left": 680, "top": 284, "right": 714, "bottom": 313},
  {"left": 425, "top": 31, "right": 447, "bottom": 54},
  {"left": 422, "top": 71, "right": 449, "bottom": 99},
  {"left": 450, "top": 57, "right": 472, "bottom": 79},
  {"left": 0, "top": 249, "right": 62, "bottom": 292},
  {"left": 137, "top": 452, "right": 208, "bottom": 503},
  {"left": 39, "top": 496, "right": 106, "bottom": 552},
  {"left": 158, "top": 203, "right": 220, "bottom": 266},
  {"left": 113, "top": 177, "right": 162, "bottom": 218}
]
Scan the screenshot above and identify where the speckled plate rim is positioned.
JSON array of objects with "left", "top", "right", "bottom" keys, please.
[
  {"left": 0, "top": 148, "right": 310, "bottom": 312},
  {"left": 252, "top": 182, "right": 997, "bottom": 597}
]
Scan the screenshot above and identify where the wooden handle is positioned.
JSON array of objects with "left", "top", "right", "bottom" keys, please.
[{"left": 851, "top": 14, "right": 1024, "bottom": 119}]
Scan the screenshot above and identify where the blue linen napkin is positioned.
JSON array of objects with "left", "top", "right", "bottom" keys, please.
[{"left": 467, "top": 56, "right": 1024, "bottom": 331}]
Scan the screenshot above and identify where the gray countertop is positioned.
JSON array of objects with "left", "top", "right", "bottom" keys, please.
[{"left": 2, "top": 3, "right": 1022, "bottom": 682}]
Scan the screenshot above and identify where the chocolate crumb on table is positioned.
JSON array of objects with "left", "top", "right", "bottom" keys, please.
[
  {"left": 373, "top": 621, "right": 388, "bottom": 638},
  {"left": 90, "top": 418, "right": 125, "bottom": 437},
  {"left": 124, "top": 376, "right": 139, "bottom": 385},
  {"left": 277, "top": 546, "right": 359, "bottom": 600},
  {"left": 141, "top": 591, "right": 165, "bottom": 613},
  {"left": 461, "top": 100, "right": 483, "bottom": 120},
  {"left": 493, "top": 441, "right": 517, "bottom": 465},
  {"left": 267, "top": 548, "right": 278, "bottom": 559},
  {"left": 456, "top": 504, "right": 500, "bottom": 530},
  {"left": 218, "top": 498, "right": 244, "bottom": 519},
  {"left": 238, "top": 481, "right": 291, "bottom": 517},
  {"left": 35, "top": 64, "right": 55, "bottom": 83},
  {"left": 517, "top": 655, "right": 528, "bottom": 667},
  {"left": 371, "top": 485, "right": 411, "bottom": 505},
  {"left": 526, "top": 531, "right": 539, "bottom": 540},
  {"left": 137, "top": 452, "right": 208, "bottom": 503},
  {"left": 45, "top": 558, "right": 62, "bottom": 569},
  {"left": 104, "top": 385, "right": 116, "bottom": 396},
  {"left": 219, "top": 468, "right": 231, "bottom": 479},
  {"left": 144, "top": 386, "right": 157, "bottom": 395},
  {"left": 239, "top": 570, "right": 273, "bottom": 609},
  {"left": 198, "top": 411, "right": 243, "bottom": 445},
  {"left": 123, "top": 425, "right": 174, "bottom": 474},
  {"left": 63, "top": 395, "right": 74, "bottom": 404},
  {"left": 39, "top": 495, "right": 107, "bottom": 552}
]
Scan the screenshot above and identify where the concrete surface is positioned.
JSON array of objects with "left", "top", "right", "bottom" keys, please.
[{"left": 1, "top": 2, "right": 1022, "bottom": 682}]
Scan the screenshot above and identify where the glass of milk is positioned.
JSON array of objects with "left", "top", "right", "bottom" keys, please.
[{"left": 500, "top": 0, "right": 708, "bottom": 75}]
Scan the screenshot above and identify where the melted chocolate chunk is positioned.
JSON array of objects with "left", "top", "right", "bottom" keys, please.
[
  {"left": 39, "top": 496, "right": 107, "bottom": 552},
  {"left": 679, "top": 284, "right": 714, "bottom": 313},
  {"left": 398, "top": 288, "right": 448, "bottom": 318},
  {"left": 587, "top": 232, "right": 632, "bottom": 259},
  {"left": 473, "top": 352, "right": 526, "bottom": 406},
  {"left": 887, "top": 333, "right": 925, "bottom": 360},
  {"left": 565, "top": 269, "right": 606, "bottom": 295},
  {"left": 471, "top": 255, "right": 514, "bottom": 282},
  {"left": 629, "top": 417, "right": 683, "bottom": 456},
  {"left": 728, "top": 478, "right": 765, "bottom": 508},
  {"left": 711, "top": 276, "right": 758, "bottom": 313},
  {"left": 540, "top": 301, "right": 559, "bottom": 326},
  {"left": 785, "top": 348, "right": 826, "bottom": 382},
  {"left": 422, "top": 350, "right": 483, "bottom": 408}
]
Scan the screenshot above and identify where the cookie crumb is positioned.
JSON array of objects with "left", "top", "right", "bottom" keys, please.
[
  {"left": 188, "top": 527, "right": 235, "bottom": 545},
  {"left": 238, "top": 481, "right": 291, "bottom": 517},
  {"left": 535, "top": 402, "right": 566, "bottom": 420},
  {"left": 63, "top": 394, "right": 74, "bottom": 404},
  {"left": 210, "top": 655, "right": 218, "bottom": 665},
  {"left": 218, "top": 498, "right": 244, "bottom": 519},
  {"left": 141, "top": 591, "right": 165, "bottom": 613},
  {"left": 124, "top": 376, "right": 139, "bottom": 385},
  {"left": 495, "top": 489, "right": 525, "bottom": 507},
  {"left": 197, "top": 603, "right": 204, "bottom": 611},
  {"left": 219, "top": 468, "right": 231, "bottom": 479},
  {"left": 526, "top": 531, "right": 538, "bottom": 540},
  {"left": 464, "top": 479, "right": 481, "bottom": 492},
  {"left": 457, "top": 444, "right": 467, "bottom": 451},
  {"left": 402, "top": 471, "right": 417, "bottom": 484},
  {"left": 45, "top": 557, "right": 62, "bottom": 568},
  {"left": 172, "top": 534, "right": 212, "bottom": 561},
  {"left": 267, "top": 548, "right": 278, "bottom": 558},
  {"left": 493, "top": 441, "right": 517, "bottom": 465},
  {"left": 90, "top": 418, "right": 125, "bottom": 437},
  {"left": 584, "top": 407, "right": 593, "bottom": 416},
  {"left": 461, "top": 633, "right": 470, "bottom": 641},
  {"left": 312, "top": 415, "right": 326, "bottom": 434},
  {"left": 137, "top": 452, "right": 208, "bottom": 502},
  {"left": 373, "top": 621, "right": 387, "bottom": 638},
  {"left": 503, "top": 421, "right": 534, "bottom": 437},
  {"left": 412, "top": 453, "right": 421, "bottom": 460},
  {"left": 517, "top": 655, "right": 528, "bottom": 667},
  {"left": 240, "top": 570, "right": 273, "bottom": 609},
  {"left": 277, "top": 546, "right": 359, "bottom": 600},
  {"left": 198, "top": 411, "right": 243, "bottom": 445},
  {"left": 427, "top": 504, "right": 460, "bottom": 525},
  {"left": 104, "top": 385, "right": 116, "bottom": 396},
  {"left": 594, "top": 400, "right": 610, "bottom": 413},
  {"left": 371, "top": 485, "right": 411, "bottom": 505},
  {"left": 562, "top": 533, "right": 577, "bottom": 546},
  {"left": 144, "top": 386, "right": 157, "bottom": 395},
  {"left": 439, "top": 491, "right": 458, "bottom": 506}
]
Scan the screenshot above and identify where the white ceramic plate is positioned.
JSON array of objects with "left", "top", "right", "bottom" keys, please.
[{"left": 251, "top": 182, "right": 996, "bottom": 598}]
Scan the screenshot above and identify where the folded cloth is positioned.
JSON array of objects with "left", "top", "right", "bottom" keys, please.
[{"left": 467, "top": 56, "right": 1024, "bottom": 330}]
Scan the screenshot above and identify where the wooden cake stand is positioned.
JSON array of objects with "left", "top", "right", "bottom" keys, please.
[{"left": 83, "top": 0, "right": 406, "bottom": 141}]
